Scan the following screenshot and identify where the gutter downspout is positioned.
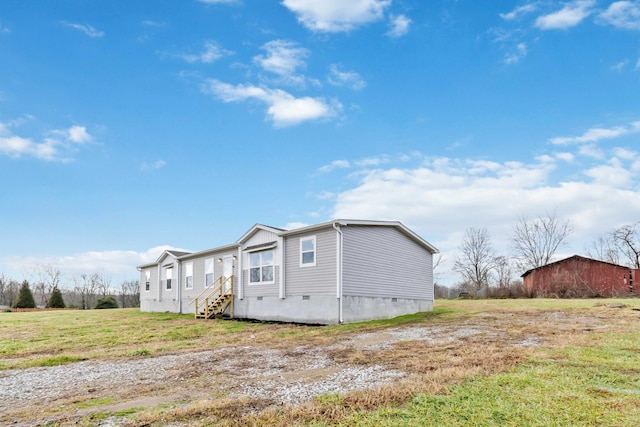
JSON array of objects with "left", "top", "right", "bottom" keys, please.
[
  {"left": 333, "top": 222, "right": 344, "bottom": 324},
  {"left": 279, "top": 236, "right": 286, "bottom": 299},
  {"left": 176, "top": 259, "right": 182, "bottom": 314}
]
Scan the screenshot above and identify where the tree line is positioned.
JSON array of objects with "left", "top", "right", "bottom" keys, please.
[
  {"left": 0, "top": 266, "right": 140, "bottom": 309},
  {"left": 439, "top": 212, "right": 640, "bottom": 298}
]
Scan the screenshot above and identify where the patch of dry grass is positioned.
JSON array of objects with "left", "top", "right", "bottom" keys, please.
[{"left": 4, "top": 299, "right": 640, "bottom": 426}]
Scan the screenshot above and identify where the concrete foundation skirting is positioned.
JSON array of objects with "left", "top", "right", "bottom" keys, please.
[
  {"left": 141, "top": 295, "right": 434, "bottom": 324},
  {"left": 230, "top": 295, "right": 433, "bottom": 324},
  {"left": 140, "top": 299, "right": 179, "bottom": 313},
  {"left": 342, "top": 295, "right": 433, "bottom": 323},
  {"left": 233, "top": 295, "right": 340, "bottom": 324}
]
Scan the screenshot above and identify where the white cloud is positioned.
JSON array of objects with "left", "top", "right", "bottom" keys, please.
[
  {"left": 387, "top": 14, "right": 411, "bottom": 38},
  {"left": 500, "top": 3, "right": 539, "bottom": 21},
  {"left": 327, "top": 65, "right": 367, "bottom": 90},
  {"left": 253, "top": 40, "right": 310, "bottom": 87},
  {"left": 555, "top": 152, "right": 575, "bottom": 162},
  {"left": 0, "top": 121, "right": 93, "bottom": 161},
  {"left": 324, "top": 151, "right": 640, "bottom": 285},
  {"left": 504, "top": 42, "right": 528, "bottom": 64},
  {"left": 3, "top": 245, "right": 187, "bottom": 285},
  {"left": 0, "top": 23, "right": 10, "bottom": 34},
  {"left": 66, "top": 125, "right": 93, "bottom": 143},
  {"left": 179, "top": 41, "right": 232, "bottom": 63},
  {"left": 534, "top": 0, "right": 595, "bottom": 30},
  {"left": 613, "top": 147, "right": 637, "bottom": 159},
  {"left": 62, "top": 22, "right": 104, "bottom": 38},
  {"left": 598, "top": 1, "right": 640, "bottom": 30},
  {"left": 611, "top": 60, "right": 629, "bottom": 71},
  {"left": 282, "top": 221, "right": 309, "bottom": 230},
  {"left": 141, "top": 159, "right": 167, "bottom": 171},
  {"left": 550, "top": 120, "right": 640, "bottom": 144},
  {"left": 319, "top": 159, "right": 350, "bottom": 173},
  {"left": 578, "top": 143, "right": 605, "bottom": 159},
  {"left": 584, "top": 158, "right": 634, "bottom": 187},
  {"left": 282, "top": 0, "right": 392, "bottom": 32},
  {"left": 202, "top": 79, "right": 341, "bottom": 127}
]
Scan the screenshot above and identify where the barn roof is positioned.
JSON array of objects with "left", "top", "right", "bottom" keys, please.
[{"left": 521, "top": 254, "right": 632, "bottom": 278}]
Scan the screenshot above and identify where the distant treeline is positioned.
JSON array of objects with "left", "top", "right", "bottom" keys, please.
[{"left": 0, "top": 267, "right": 139, "bottom": 309}]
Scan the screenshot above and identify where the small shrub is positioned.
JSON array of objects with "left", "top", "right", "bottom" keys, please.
[
  {"left": 13, "top": 281, "right": 36, "bottom": 309},
  {"left": 94, "top": 296, "right": 119, "bottom": 309}
]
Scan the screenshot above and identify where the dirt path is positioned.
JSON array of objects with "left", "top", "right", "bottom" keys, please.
[{"left": 0, "top": 305, "right": 627, "bottom": 426}]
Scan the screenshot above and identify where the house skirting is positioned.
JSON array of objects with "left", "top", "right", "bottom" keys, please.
[
  {"left": 142, "top": 295, "right": 433, "bottom": 324},
  {"left": 342, "top": 295, "right": 433, "bottom": 323},
  {"left": 140, "top": 299, "right": 179, "bottom": 313},
  {"left": 233, "top": 295, "right": 433, "bottom": 324}
]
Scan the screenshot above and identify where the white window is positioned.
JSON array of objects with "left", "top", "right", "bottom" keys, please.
[
  {"left": 249, "top": 250, "right": 274, "bottom": 284},
  {"left": 300, "top": 236, "right": 316, "bottom": 267},
  {"left": 144, "top": 270, "right": 151, "bottom": 292},
  {"left": 165, "top": 266, "right": 173, "bottom": 290},
  {"left": 205, "top": 258, "right": 214, "bottom": 287},
  {"left": 185, "top": 262, "right": 193, "bottom": 290}
]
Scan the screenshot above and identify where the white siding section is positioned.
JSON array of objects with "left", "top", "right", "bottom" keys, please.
[
  {"left": 244, "top": 229, "right": 280, "bottom": 247},
  {"left": 342, "top": 226, "right": 433, "bottom": 300},
  {"left": 285, "top": 228, "right": 336, "bottom": 297}
]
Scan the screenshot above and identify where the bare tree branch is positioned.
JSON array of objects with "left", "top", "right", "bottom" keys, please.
[
  {"left": 511, "top": 211, "right": 573, "bottom": 270},
  {"left": 453, "top": 227, "right": 495, "bottom": 292}
]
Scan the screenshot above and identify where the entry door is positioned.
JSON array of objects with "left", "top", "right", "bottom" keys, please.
[{"left": 223, "top": 256, "right": 233, "bottom": 294}]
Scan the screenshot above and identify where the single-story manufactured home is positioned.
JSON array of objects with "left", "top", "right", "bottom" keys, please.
[
  {"left": 521, "top": 255, "right": 638, "bottom": 298},
  {"left": 138, "top": 219, "right": 438, "bottom": 324}
]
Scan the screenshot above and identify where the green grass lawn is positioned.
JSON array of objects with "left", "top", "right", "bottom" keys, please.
[{"left": 2, "top": 300, "right": 640, "bottom": 426}]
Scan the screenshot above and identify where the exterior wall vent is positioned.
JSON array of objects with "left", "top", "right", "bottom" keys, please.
[
  {"left": 391, "top": 298, "right": 398, "bottom": 303},
  {"left": 302, "top": 295, "right": 310, "bottom": 301},
  {"left": 257, "top": 296, "right": 263, "bottom": 301}
]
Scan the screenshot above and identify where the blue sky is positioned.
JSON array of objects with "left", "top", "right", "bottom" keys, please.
[{"left": 1, "top": 0, "right": 639, "bottom": 287}]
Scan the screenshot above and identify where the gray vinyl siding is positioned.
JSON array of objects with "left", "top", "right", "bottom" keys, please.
[
  {"left": 159, "top": 254, "right": 178, "bottom": 295},
  {"left": 241, "top": 229, "right": 281, "bottom": 298},
  {"left": 342, "top": 226, "right": 433, "bottom": 300},
  {"left": 242, "top": 266, "right": 280, "bottom": 298},
  {"left": 284, "top": 228, "right": 337, "bottom": 296},
  {"left": 140, "top": 266, "right": 158, "bottom": 300},
  {"left": 181, "top": 251, "right": 238, "bottom": 298}
]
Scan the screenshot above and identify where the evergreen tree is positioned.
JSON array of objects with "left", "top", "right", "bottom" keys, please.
[
  {"left": 13, "top": 280, "right": 36, "bottom": 309},
  {"left": 46, "top": 287, "right": 66, "bottom": 308}
]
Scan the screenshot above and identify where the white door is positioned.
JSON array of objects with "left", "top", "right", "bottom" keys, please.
[{"left": 223, "top": 256, "right": 233, "bottom": 294}]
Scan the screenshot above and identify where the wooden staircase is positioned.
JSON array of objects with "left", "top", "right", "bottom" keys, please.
[{"left": 192, "top": 276, "right": 234, "bottom": 320}]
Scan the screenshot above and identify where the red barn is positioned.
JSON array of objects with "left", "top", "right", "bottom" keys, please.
[{"left": 521, "top": 255, "right": 638, "bottom": 298}]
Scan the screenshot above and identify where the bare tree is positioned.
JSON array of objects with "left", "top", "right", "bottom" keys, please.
[
  {"left": 95, "top": 273, "right": 112, "bottom": 298},
  {"left": 73, "top": 273, "right": 99, "bottom": 309},
  {"left": 493, "top": 255, "right": 513, "bottom": 289},
  {"left": 587, "top": 234, "right": 620, "bottom": 265},
  {"left": 28, "top": 264, "right": 62, "bottom": 306},
  {"left": 612, "top": 222, "right": 640, "bottom": 268},
  {"left": 0, "top": 274, "right": 9, "bottom": 306},
  {"left": 119, "top": 280, "right": 140, "bottom": 308},
  {"left": 453, "top": 227, "right": 495, "bottom": 294},
  {"left": 511, "top": 211, "right": 573, "bottom": 270}
]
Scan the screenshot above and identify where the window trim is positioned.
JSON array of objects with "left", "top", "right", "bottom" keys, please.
[
  {"left": 165, "top": 266, "right": 173, "bottom": 291},
  {"left": 204, "top": 257, "right": 214, "bottom": 288},
  {"left": 300, "top": 235, "right": 316, "bottom": 267},
  {"left": 248, "top": 249, "right": 275, "bottom": 285},
  {"left": 185, "top": 262, "right": 193, "bottom": 290},
  {"left": 144, "top": 269, "right": 151, "bottom": 292}
]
